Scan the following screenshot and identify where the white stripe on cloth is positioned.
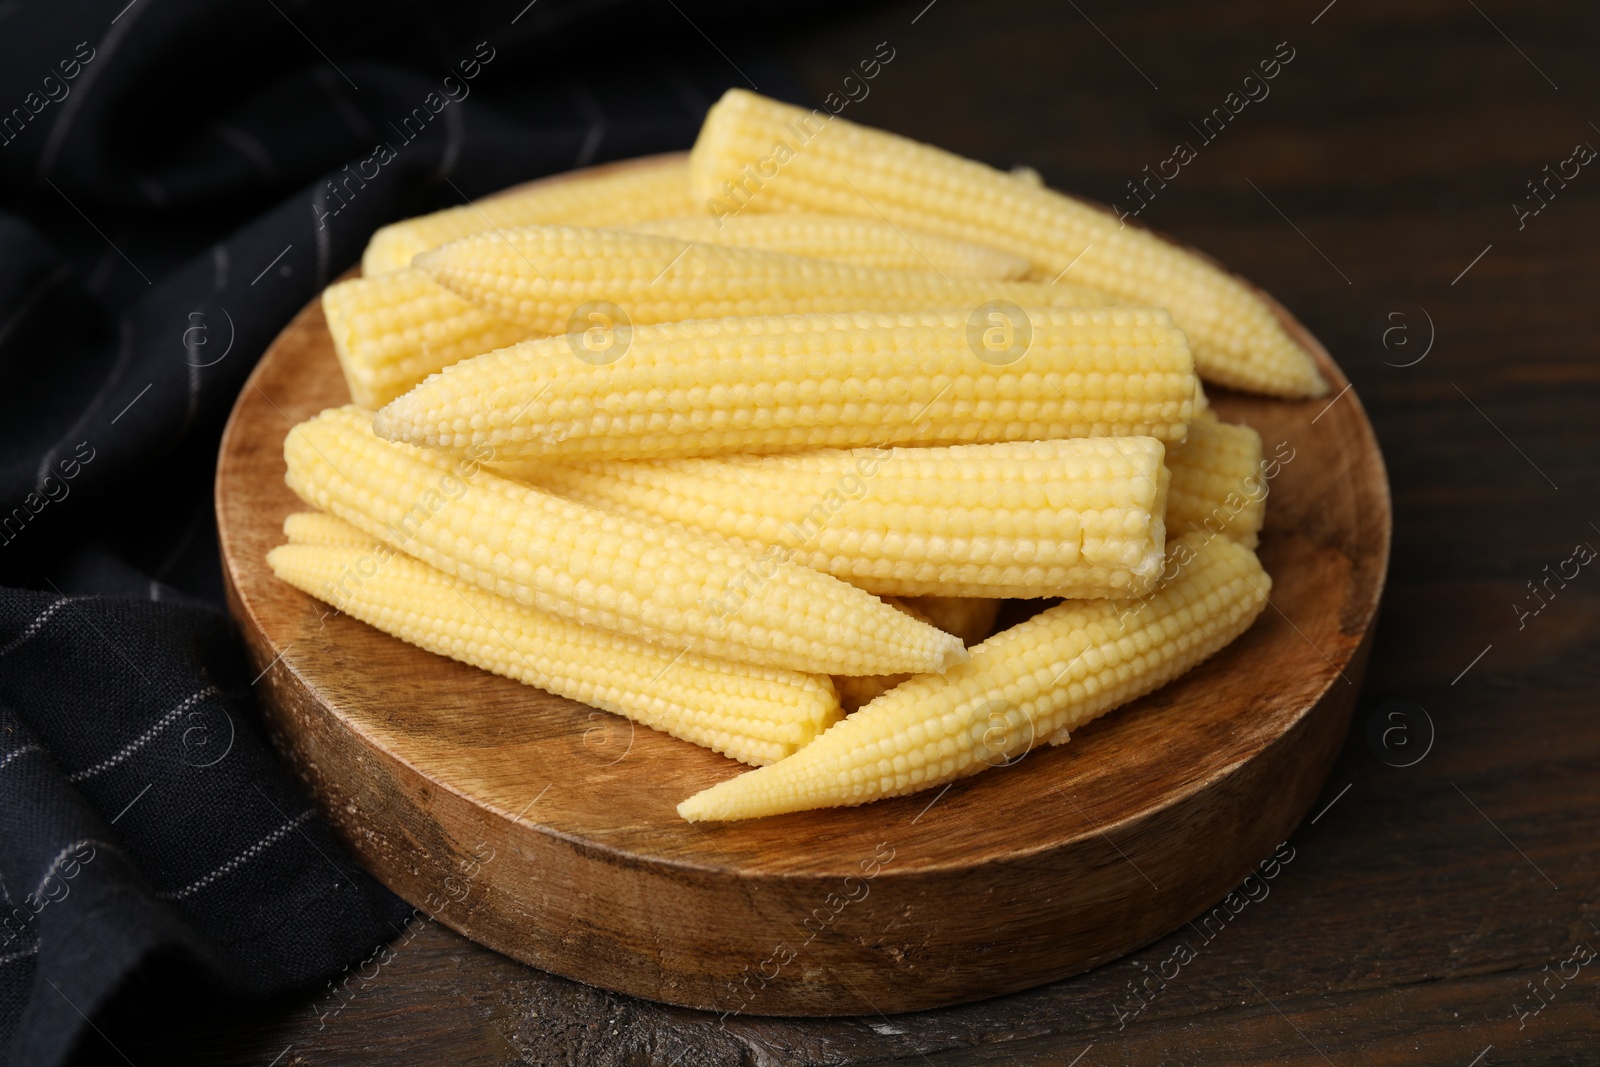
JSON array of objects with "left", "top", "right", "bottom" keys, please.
[
  {"left": 66, "top": 686, "right": 220, "bottom": 782},
  {"left": 0, "top": 598, "right": 73, "bottom": 658},
  {"left": 0, "top": 943, "right": 40, "bottom": 966},
  {"left": 158, "top": 810, "right": 316, "bottom": 901},
  {"left": 0, "top": 745, "right": 41, "bottom": 773},
  {"left": 28, "top": 838, "right": 111, "bottom": 903}
]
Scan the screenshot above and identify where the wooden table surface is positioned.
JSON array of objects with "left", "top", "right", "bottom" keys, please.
[{"left": 79, "top": 0, "right": 1600, "bottom": 1063}]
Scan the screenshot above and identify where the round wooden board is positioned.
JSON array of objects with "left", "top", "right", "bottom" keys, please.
[{"left": 216, "top": 155, "right": 1391, "bottom": 1017}]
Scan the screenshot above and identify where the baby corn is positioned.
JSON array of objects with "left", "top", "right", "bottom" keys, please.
[
  {"left": 282, "top": 510, "right": 375, "bottom": 547},
  {"left": 678, "top": 533, "right": 1270, "bottom": 820},
  {"left": 335, "top": 227, "right": 1100, "bottom": 408},
  {"left": 688, "top": 89, "right": 1327, "bottom": 398},
  {"left": 283, "top": 407, "right": 964, "bottom": 676},
  {"left": 627, "top": 214, "right": 1031, "bottom": 278},
  {"left": 361, "top": 156, "right": 694, "bottom": 276},
  {"left": 324, "top": 269, "right": 528, "bottom": 409},
  {"left": 374, "top": 308, "right": 1195, "bottom": 462},
  {"left": 1165, "top": 418, "right": 1267, "bottom": 548},
  {"left": 271, "top": 515, "right": 841, "bottom": 765},
  {"left": 517, "top": 439, "right": 1170, "bottom": 598},
  {"left": 412, "top": 225, "right": 1110, "bottom": 334}
]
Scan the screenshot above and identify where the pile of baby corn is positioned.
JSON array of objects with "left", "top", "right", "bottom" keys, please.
[{"left": 271, "top": 90, "right": 1325, "bottom": 823}]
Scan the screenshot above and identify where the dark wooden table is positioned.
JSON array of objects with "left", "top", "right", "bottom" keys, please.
[{"left": 82, "top": 0, "right": 1600, "bottom": 1062}]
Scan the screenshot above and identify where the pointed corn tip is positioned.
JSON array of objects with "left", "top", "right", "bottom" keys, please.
[
  {"left": 369, "top": 404, "right": 399, "bottom": 442},
  {"left": 675, "top": 799, "right": 704, "bottom": 822},
  {"left": 713, "top": 86, "right": 755, "bottom": 110},
  {"left": 264, "top": 543, "right": 294, "bottom": 581},
  {"left": 935, "top": 638, "right": 971, "bottom": 673},
  {"left": 409, "top": 246, "right": 445, "bottom": 275},
  {"left": 676, "top": 766, "right": 773, "bottom": 822},
  {"left": 1280, "top": 341, "right": 1330, "bottom": 398},
  {"left": 675, "top": 787, "right": 724, "bottom": 823}
]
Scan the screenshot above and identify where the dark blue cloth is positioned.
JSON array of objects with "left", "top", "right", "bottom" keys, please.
[{"left": 0, "top": 2, "right": 810, "bottom": 1062}]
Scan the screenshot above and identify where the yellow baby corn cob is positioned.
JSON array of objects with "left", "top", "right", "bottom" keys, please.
[
  {"left": 413, "top": 225, "right": 1110, "bottom": 334},
  {"left": 335, "top": 228, "right": 1100, "bottom": 409},
  {"left": 361, "top": 156, "right": 693, "bottom": 276},
  {"left": 324, "top": 269, "right": 529, "bottom": 409},
  {"left": 677, "top": 533, "right": 1270, "bottom": 820},
  {"left": 518, "top": 438, "right": 1170, "bottom": 598},
  {"left": 688, "top": 89, "right": 1327, "bottom": 398},
  {"left": 627, "top": 214, "right": 1031, "bottom": 278},
  {"left": 905, "top": 596, "right": 1002, "bottom": 647},
  {"left": 269, "top": 520, "right": 841, "bottom": 766},
  {"left": 284, "top": 407, "right": 963, "bottom": 676},
  {"left": 1164, "top": 418, "right": 1267, "bottom": 549},
  {"left": 375, "top": 308, "right": 1195, "bottom": 462},
  {"left": 282, "top": 510, "right": 374, "bottom": 547}
]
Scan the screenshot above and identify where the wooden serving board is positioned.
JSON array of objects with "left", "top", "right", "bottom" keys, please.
[{"left": 216, "top": 156, "right": 1390, "bottom": 1017}]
